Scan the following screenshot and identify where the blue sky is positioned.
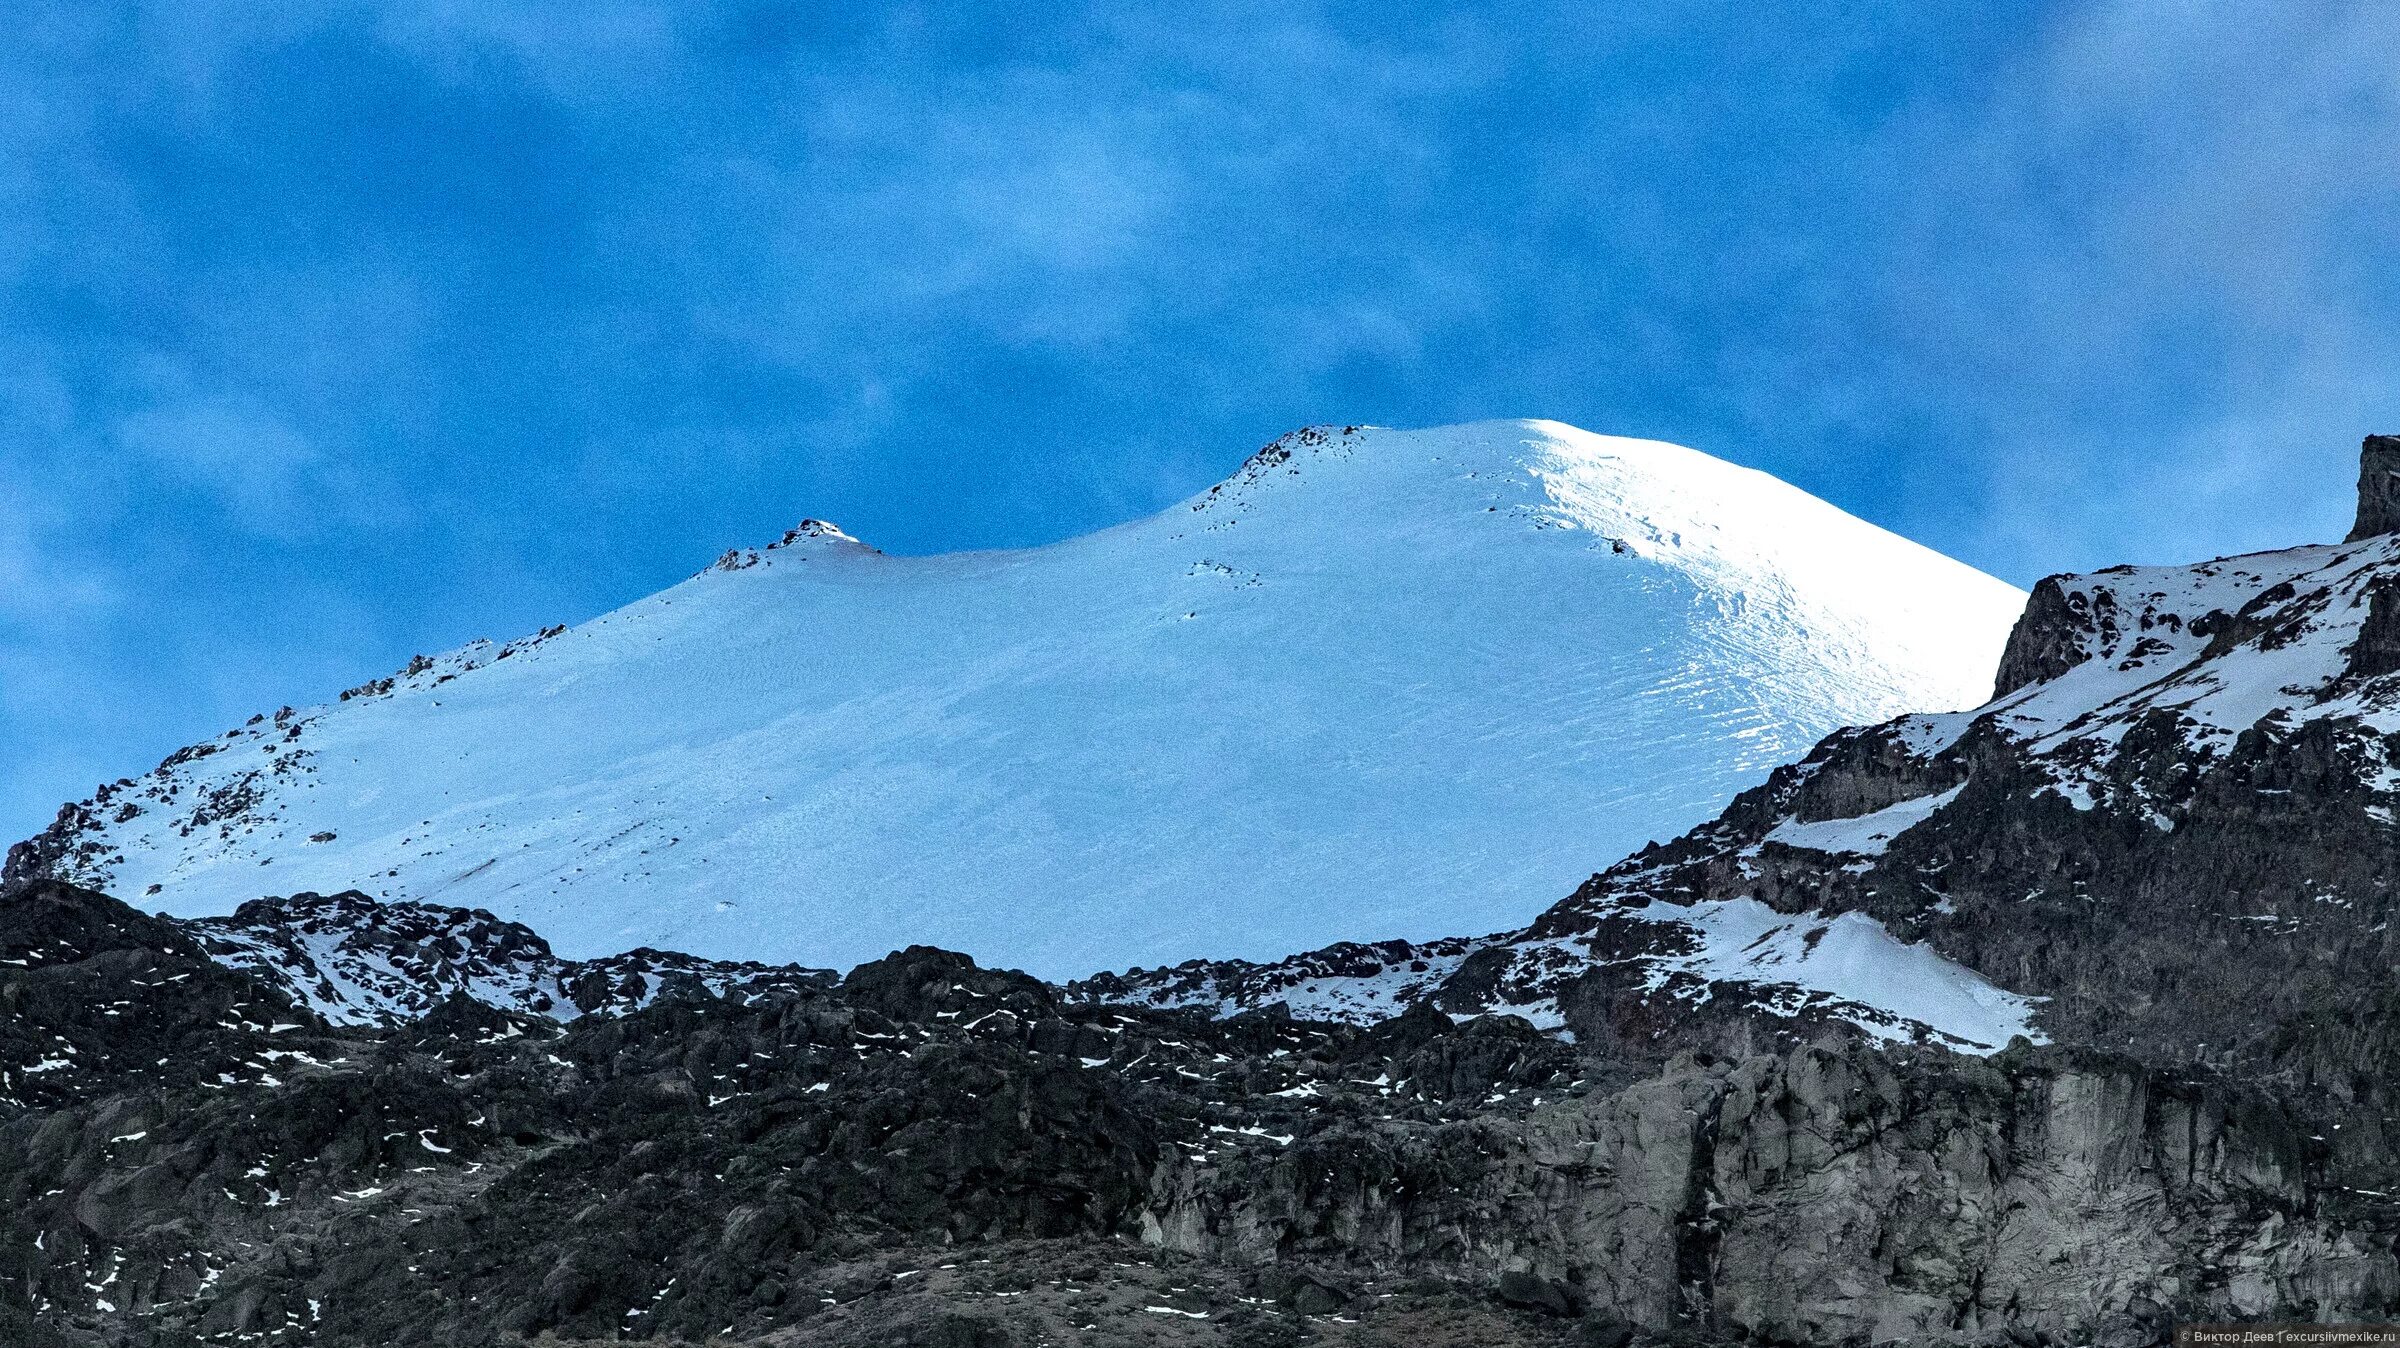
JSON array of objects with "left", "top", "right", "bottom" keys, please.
[{"left": 5, "top": 1, "right": 2399, "bottom": 841}]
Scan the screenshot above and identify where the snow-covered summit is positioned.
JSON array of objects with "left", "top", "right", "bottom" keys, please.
[{"left": 10, "top": 420, "right": 2024, "bottom": 978}]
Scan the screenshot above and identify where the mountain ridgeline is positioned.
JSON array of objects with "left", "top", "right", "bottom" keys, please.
[{"left": 9, "top": 431, "right": 2400, "bottom": 1346}]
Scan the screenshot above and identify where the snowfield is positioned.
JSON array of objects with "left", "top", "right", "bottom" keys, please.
[
  {"left": 1646, "top": 898, "right": 2042, "bottom": 1052},
  {"left": 29, "top": 420, "right": 2024, "bottom": 978}
]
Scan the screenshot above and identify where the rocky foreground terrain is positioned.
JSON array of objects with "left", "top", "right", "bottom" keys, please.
[
  {"left": 13, "top": 438, "right": 2400, "bottom": 1345},
  {"left": 6, "top": 877, "right": 2385, "bottom": 1348}
]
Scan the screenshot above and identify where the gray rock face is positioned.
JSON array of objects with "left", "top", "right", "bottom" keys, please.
[
  {"left": 1145, "top": 1041, "right": 2400, "bottom": 1344},
  {"left": 1699, "top": 1049, "right": 2393, "bottom": 1343},
  {"left": 2348, "top": 434, "right": 2400, "bottom": 541},
  {"left": 1990, "top": 574, "right": 2102, "bottom": 697},
  {"left": 2349, "top": 575, "right": 2400, "bottom": 677}
]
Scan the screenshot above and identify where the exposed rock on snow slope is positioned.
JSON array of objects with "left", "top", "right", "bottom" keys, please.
[
  {"left": 9, "top": 420, "right": 2025, "bottom": 978},
  {"left": 1070, "top": 881, "right": 2047, "bottom": 1056},
  {"left": 183, "top": 891, "right": 833, "bottom": 1026}
]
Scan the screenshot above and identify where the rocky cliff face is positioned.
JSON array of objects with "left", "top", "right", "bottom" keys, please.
[
  {"left": 2349, "top": 434, "right": 2400, "bottom": 542},
  {"left": 1151, "top": 1041, "right": 2400, "bottom": 1344}
]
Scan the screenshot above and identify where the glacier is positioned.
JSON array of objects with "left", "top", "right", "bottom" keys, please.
[{"left": 19, "top": 420, "right": 2025, "bottom": 977}]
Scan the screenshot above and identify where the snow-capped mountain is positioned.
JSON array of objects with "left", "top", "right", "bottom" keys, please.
[
  {"left": 9, "top": 420, "right": 2025, "bottom": 978},
  {"left": 15, "top": 436, "right": 2400, "bottom": 1348}
]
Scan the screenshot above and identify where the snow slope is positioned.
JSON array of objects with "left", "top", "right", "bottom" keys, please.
[{"left": 18, "top": 420, "right": 2025, "bottom": 978}]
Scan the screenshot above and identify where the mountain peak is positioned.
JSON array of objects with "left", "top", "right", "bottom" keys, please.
[
  {"left": 772, "top": 517, "right": 868, "bottom": 549},
  {"left": 707, "top": 517, "right": 878, "bottom": 574},
  {"left": 15, "top": 419, "right": 2024, "bottom": 978}
]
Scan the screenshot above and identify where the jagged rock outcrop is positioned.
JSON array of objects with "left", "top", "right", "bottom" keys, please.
[
  {"left": 184, "top": 889, "right": 834, "bottom": 1025},
  {"left": 2348, "top": 434, "right": 2400, "bottom": 541},
  {"left": 1990, "top": 574, "right": 2103, "bottom": 697},
  {"left": 2349, "top": 574, "right": 2400, "bottom": 677}
]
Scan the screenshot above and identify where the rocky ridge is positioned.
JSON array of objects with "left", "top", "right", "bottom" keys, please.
[
  {"left": 183, "top": 890, "right": 835, "bottom": 1026},
  {"left": 5, "top": 878, "right": 2393, "bottom": 1347}
]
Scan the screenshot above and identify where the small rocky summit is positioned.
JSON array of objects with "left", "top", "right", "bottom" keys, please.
[
  {"left": 2349, "top": 433, "right": 2400, "bottom": 541},
  {"left": 8, "top": 434, "right": 2400, "bottom": 1347}
]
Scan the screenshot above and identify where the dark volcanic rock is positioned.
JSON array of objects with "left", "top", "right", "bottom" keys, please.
[{"left": 2350, "top": 574, "right": 2400, "bottom": 677}]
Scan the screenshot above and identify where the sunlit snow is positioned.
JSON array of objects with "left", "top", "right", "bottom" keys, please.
[
  {"left": 66, "top": 420, "right": 2023, "bottom": 977},
  {"left": 1655, "top": 898, "right": 2042, "bottom": 1052}
]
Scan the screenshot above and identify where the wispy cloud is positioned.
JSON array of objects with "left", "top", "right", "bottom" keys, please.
[
  {"left": 1819, "top": 0, "right": 2400, "bottom": 573},
  {"left": 3, "top": 2, "right": 2398, "bottom": 838},
  {"left": 115, "top": 398, "right": 320, "bottom": 529}
]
